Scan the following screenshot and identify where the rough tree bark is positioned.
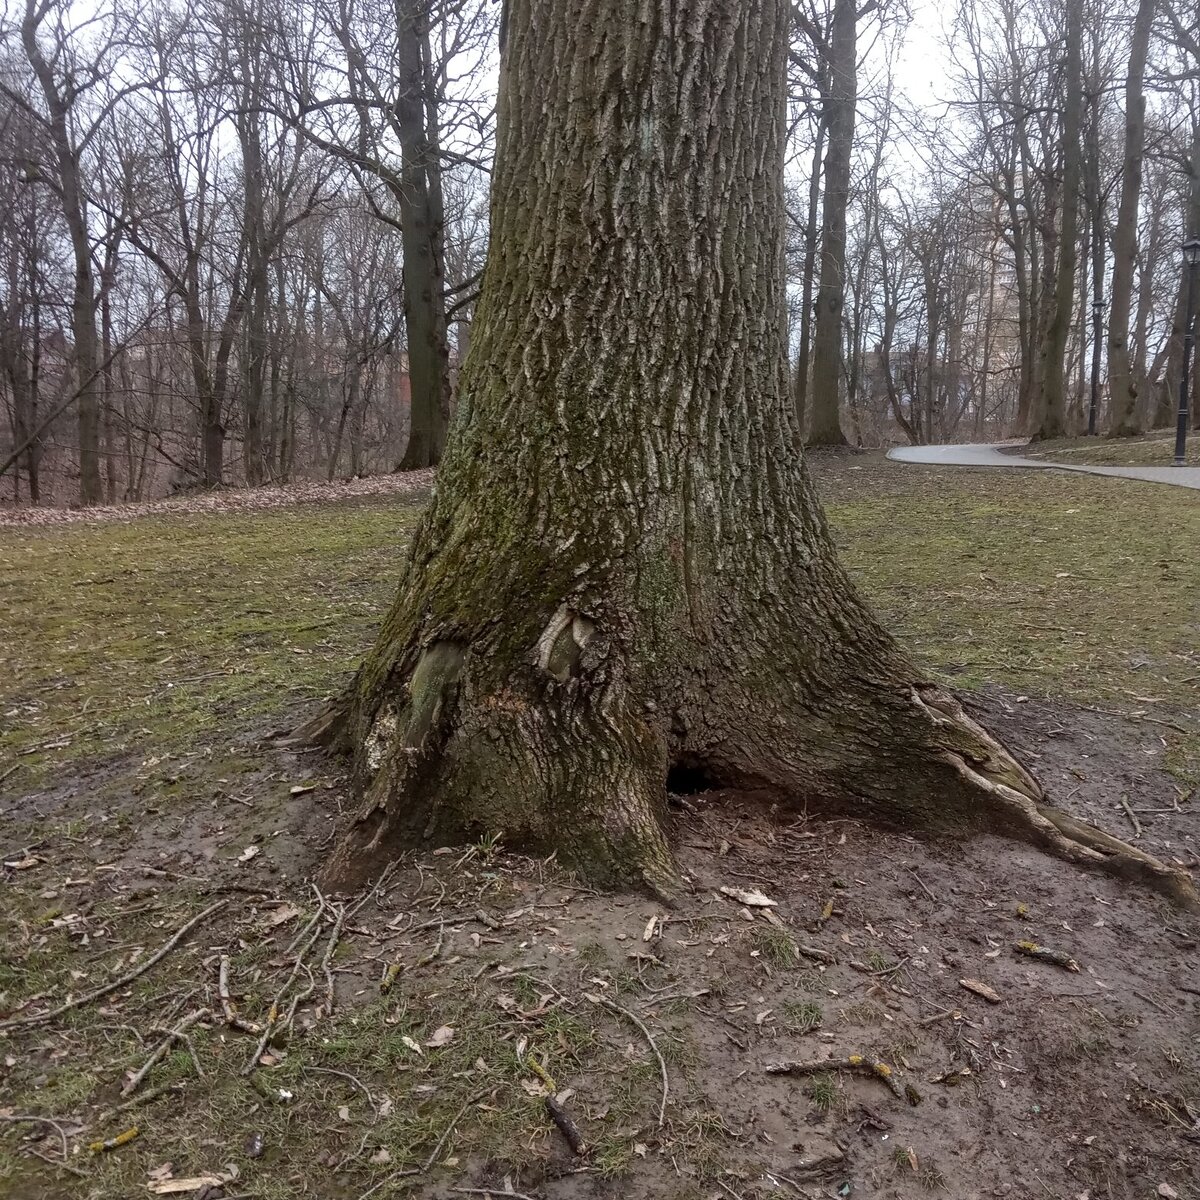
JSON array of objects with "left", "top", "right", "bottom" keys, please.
[
  {"left": 805, "top": 0, "right": 856, "bottom": 447},
  {"left": 1105, "top": 0, "right": 1155, "bottom": 438},
  {"left": 314, "top": 0, "right": 1196, "bottom": 910}
]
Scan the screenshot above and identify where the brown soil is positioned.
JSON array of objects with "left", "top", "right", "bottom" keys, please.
[{"left": 2, "top": 685, "right": 1197, "bottom": 1200}]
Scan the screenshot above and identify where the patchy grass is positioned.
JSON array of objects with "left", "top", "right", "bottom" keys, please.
[
  {"left": 1022, "top": 430, "right": 1200, "bottom": 467},
  {"left": 4, "top": 457, "right": 1197, "bottom": 798},
  {"left": 0, "top": 498, "right": 424, "bottom": 786},
  {"left": 813, "top": 455, "right": 1200, "bottom": 713}
]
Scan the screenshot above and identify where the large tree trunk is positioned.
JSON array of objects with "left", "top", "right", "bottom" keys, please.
[
  {"left": 1031, "top": 0, "right": 1082, "bottom": 442},
  {"left": 805, "top": 0, "right": 855, "bottom": 448},
  {"left": 315, "top": 0, "right": 1196, "bottom": 911},
  {"left": 1105, "top": 0, "right": 1155, "bottom": 438}
]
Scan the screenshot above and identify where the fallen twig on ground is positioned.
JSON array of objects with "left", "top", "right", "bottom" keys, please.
[
  {"left": 219, "top": 955, "right": 262, "bottom": 1034},
  {"left": 1014, "top": 941, "right": 1080, "bottom": 971},
  {"left": 959, "top": 978, "right": 1002, "bottom": 1004},
  {"left": 244, "top": 892, "right": 326, "bottom": 1075},
  {"left": 286, "top": 887, "right": 330, "bottom": 954},
  {"left": 122, "top": 1008, "right": 211, "bottom": 1096},
  {"left": 27, "top": 1146, "right": 87, "bottom": 1178},
  {"left": 766, "top": 1055, "right": 922, "bottom": 1106},
  {"left": 357, "top": 1092, "right": 483, "bottom": 1198},
  {"left": 918, "top": 1008, "right": 955, "bottom": 1026},
  {"left": 96, "top": 1082, "right": 185, "bottom": 1125},
  {"left": 1132, "top": 988, "right": 1170, "bottom": 1014},
  {"left": 347, "top": 862, "right": 397, "bottom": 922},
  {"left": 909, "top": 871, "right": 937, "bottom": 902},
  {"left": 591, "top": 994, "right": 668, "bottom": 1127},
  {"left": 1119, "top": 796, "right": 1143, "bottom": 838},
  {"left": 302, "top": 1066, "right": 377, "bottom": 1117},
  {"left": 321, "top": 901, "right": 347, "bottom": 1017},
  {"left": 0, "top": 900, "right": 229, "bottom": 1030},
  {"left": 451, "top": 1189, "right": 541, "bottom": 1200},
  {"left": 0, "top": 1113, "right": 72, "bottom": 1160},
  {"left": 796, "top": 944, "right": 835, "bottom": 964},
  {"left": 414, "top": 920, "right": 446, "bottom": 968},
  {"left": 545, "top": 1094, "right": 587, "bottom": 1155}
]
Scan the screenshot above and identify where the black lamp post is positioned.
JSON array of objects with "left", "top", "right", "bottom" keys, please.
[
  {"left": 1088, "top": 296, "right": 1103, "bottom": 436},
  {"left": 1175, "top": 237, "right": 1200, "bottom": 466}
]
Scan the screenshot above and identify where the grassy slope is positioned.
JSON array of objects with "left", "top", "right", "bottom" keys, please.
[
  {"left": 1, "top": 459, "right": 1198, "bottom": 1199},
  {"left": 2, "top": 459, "right": 1197, "bottom": 788},
  {"left": 1022, "top": 429, "right": 1200, "bottom": 466},
  {"left": 0, "top": 501, "right": 422, "bottom": 785}
]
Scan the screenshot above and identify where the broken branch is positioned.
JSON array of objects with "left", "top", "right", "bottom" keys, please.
[{"left": 765, "top": 1055, "right": 921, "bottom": 1106}]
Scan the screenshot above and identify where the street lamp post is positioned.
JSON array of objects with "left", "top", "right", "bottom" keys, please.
[
  {"left": 1175, "top": 237, "right": 1200, "bottom": 466},
  {"left": 1088, "top": 297, "right": 1103, "bottom": 436}
]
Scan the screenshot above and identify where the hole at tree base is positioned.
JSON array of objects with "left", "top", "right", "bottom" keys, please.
[{"left": 666, "top": 760, "right": 713, "bottom": 796}]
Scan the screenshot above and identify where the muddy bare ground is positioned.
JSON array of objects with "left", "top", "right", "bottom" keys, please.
[{"left": 1, "top": 681, "right": 1197, "bottom": 1200}]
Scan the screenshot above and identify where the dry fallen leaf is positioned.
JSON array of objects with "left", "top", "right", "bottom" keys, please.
[
  {"left": 237, "top": 845, "right": 261, "bottom": 863},
  {"left": 263, "top": 904, "right": 301, "bottom": 928},
  {"left": 426, "top": 1025, "right": 455, "bottom": 1049},
  {"left": 400, "top": 1035, "right": 423, "bottom": 1055}
]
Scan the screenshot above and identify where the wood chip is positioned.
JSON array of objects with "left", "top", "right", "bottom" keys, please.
[
  {"left": 959, "top": 978, "right": 1002, "bottom": 1004},
  {"left": 719, "top": 886, "right": 777, "bottom": 908}
]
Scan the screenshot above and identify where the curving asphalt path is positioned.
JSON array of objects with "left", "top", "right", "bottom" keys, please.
[{"left": 887, "top": 442, "right": 1200, "bottom": 491}]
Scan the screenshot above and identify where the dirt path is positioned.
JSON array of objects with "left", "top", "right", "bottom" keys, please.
[
  {"left": 889, "top": 441, "right": 1200, "bottom": 490},
  {"left": 0, "top": 469, "right": 436, "bottom": 528}
]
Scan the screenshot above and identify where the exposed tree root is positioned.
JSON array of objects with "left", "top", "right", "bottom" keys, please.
[
  {"left": 306, "top": 632, "right": 1197, "bottom": 915},
  {"left": 913, "top": 688, "right": 1199, "bottom": 912}
]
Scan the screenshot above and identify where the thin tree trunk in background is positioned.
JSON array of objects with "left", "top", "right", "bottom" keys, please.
[
  {"left": 1032, "top": 0, "right": 1082, "bottom": 442},
  {"left": 1106, "top": 0, "right": 1155, "bottom": 437},
  {"left": 1153, "top": 122, "right": 1199, "bottom": 428},
  {"left": 396, "top": 0, "right": 451, "bottom": 470},
  {"left": 793, "top": 116, "right": 826, "bottom": 435},
  {"left": 806, "top": 0, "right": 856, "bottom": 447},
  {"left": 20, "top": 0, "right": 102, "bottom": 504},
  {"left": 1087, "top": 46, "right": 1105, "bottom": 433}
]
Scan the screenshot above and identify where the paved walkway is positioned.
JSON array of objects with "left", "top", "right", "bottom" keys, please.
[{"left": 888, "top": 442, "right": 1200, "bottom": 491}]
